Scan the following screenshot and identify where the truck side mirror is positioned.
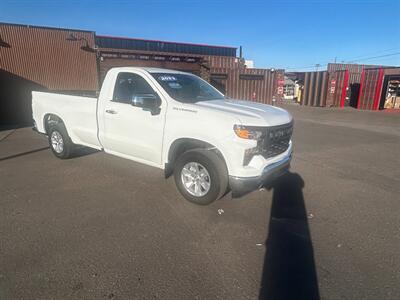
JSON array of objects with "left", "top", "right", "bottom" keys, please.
[{"left": 131, "top": 94, "right": 161, "bottom": 115}]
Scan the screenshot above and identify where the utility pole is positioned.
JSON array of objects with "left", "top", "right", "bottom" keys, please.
[{"left": 315, "top": 64, "right": 321, "bottom": 72}]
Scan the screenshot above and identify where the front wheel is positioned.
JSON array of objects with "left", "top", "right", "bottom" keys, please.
[{"left": 174, "top": 149, "right": 228, "bottom": 205}]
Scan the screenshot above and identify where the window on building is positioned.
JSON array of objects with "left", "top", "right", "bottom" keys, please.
[{"left": 239, "top": 74, "right": 264, "bottom": 80}]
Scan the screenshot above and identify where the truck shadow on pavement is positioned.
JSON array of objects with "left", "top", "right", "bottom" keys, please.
[
  {"left": 0, "top": 146, "right": 99, "bottom": 162},
  {"left": 259, "top": 172, "right": 320, "bottom": 300},
  {"left": 71, "top": 147, "right": 100, "bottom": 158},
  {"left": 0, "top": 146, "right": 49, "bottom": 161}
]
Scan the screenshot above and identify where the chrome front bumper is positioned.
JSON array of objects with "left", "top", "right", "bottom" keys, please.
[{"left": 229, "top": 153, "right": 292, "bottom": 197}]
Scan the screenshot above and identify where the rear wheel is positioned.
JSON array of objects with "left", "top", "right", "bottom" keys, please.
[
  {"left": 174, "top": 149, "right": 228, "bottom": 205},
  {"left": 48, "top": 123, "right": 74, "bottom": 159}
]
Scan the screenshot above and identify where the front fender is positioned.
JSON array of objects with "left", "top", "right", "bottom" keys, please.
[{"left": 163, "top": 133, "right": 245, "bottom": 176}]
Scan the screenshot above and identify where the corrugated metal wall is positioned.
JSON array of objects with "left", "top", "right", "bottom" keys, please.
[
  {"left": 96, "top": 42, "right": 243, "bottom": 83},
  {"left": 0, "top": 23, "right": 98, "bottom": 90},
  {"left": 326, "top": 70, "right": 348, "bottom": 107},
  {"left": 98, "top": 55, "right": 203, "bottom": 84},
  {"left": 358, "top": 69, "right": 381, "bottom": 110},
  {"left": 299, "top": 67, "right": 400, "bottom": 110},
  {"left": 210, "top": 68, "right": 283, "bottom": 104},
  {"left": 328, "top": 63, "right": 364, "bottom": 73},
  {"left": 96, "top": 45, "right": 277, "bottom": 104},
  {"left": 299, "top": 67, "right": 375, "bottom": 108},
  {"left": 206, "top": 56, "right": 241, "bottom": 68},
  {"left": 0, "top": 22, "right": 291, "bottom": 124},
  {"left": 0, "top": 23, "right": 98, "bottom": 125},
  {"left": 299, "top": 69, "right": 353, "bottom": 108},
  {"left": 301, "top": 71, "right": 328, "bottom": 106},
  {"left": 358, "top": 68, "right": 400, "bottom": 110},
  {"left": 329, "top": 63, "right": 376, "bottom": 83},
  {"left": 327, "top": 63, "right": 393, "bottom": 85}
]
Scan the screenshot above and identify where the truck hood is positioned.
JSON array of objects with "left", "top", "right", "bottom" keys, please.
[{"left": 193, "top": 99, "right": 292, "bottom": 126}]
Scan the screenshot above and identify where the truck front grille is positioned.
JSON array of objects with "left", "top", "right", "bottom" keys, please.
[{"left": 259, "top": 121, "right": 293, "bottom": 159}]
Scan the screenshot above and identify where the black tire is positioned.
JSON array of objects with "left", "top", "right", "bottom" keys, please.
[
  {"left": 174, "top": 149, "right": 228, "bottom": 205},
  {"left": 48, "top": 122, "right": 74, "bottom": 159}
]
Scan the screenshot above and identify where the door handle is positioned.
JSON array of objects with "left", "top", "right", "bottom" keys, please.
[{"left": 105, "top": 109, "right": 117, "bottom": 114}]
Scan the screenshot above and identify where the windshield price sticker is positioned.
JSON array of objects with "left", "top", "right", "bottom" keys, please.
[{"left": 158, "top": 75, "right": 177, "bottom": 81}]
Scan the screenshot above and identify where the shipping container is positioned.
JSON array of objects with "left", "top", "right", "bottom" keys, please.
[
  {"left": 300, "top": 71, "right": 328, "bottom": 107},
  {"left": 325, "top": 70, "right": 349, "bottom": 107},
  {"left": 358, "top": 67, "right": 400, "bottom": 110},
  {"left": 327, "top": 63, "right": 396, "bottom": 107},
  {"left": 210, "top": 68, "right": 284, "bottom": 104},
  {"left": 329, "top": 63, "right": 374, "bottom": 82},
  {"left": 299, "top": 69, "right": 361, "bottom": 108},
  {"left": 206, "top": 55, "right": 242, "bottom": 68}
]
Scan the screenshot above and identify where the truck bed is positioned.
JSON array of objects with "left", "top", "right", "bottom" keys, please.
[{"left": 32, "top": 91, "right": 102, "bottom": 150}]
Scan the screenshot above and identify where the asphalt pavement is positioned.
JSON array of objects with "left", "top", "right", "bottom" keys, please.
[{"left": 1, "top": 105, "right": 399, "bottom": 299}]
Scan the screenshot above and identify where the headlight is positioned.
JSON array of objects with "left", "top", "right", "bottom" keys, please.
[
  {"left": 233, "top": 125, "right": 265, "bottom": 165},
  {"left": 233, "top": 125, "right": 263, "bottom": 140}
]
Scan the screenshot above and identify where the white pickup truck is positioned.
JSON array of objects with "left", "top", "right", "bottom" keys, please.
[{"left": 32, "top": 67, "right": 293, "bottom": 205}]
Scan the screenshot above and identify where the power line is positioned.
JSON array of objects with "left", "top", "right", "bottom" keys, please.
[
  {"left": 347, "top": 52, "right": 400, "bottom": 63},
  {"left": 285, "top": 63, "right": 328, "bottom": 71},
  {"left": 282, "top": 52, "right": 400, "bottom": 71},
  {"left": 280, "top": 47, "right": 400, "bottom": 71},
  {"left": 342, "top": 47, "right": 400, "bottom": 62}
]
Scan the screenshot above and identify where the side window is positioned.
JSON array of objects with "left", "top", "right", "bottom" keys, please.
[{"left": 113, "top": 72, "right": 157, "bottom": 104}]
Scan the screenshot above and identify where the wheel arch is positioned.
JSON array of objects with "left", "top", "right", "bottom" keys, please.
[
  {"left": 43, "top": 113, "right": 65, "bottom": 134},
  {"left": 165, "top": 138, "right": 228, "bottom": 178}
]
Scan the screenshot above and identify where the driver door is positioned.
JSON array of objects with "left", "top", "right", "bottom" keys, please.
[{"left": 99, "top": 71, "right": 165, "bottom": 167}]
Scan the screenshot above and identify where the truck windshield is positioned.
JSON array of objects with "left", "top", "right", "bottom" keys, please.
[{"left": 151, "top": 73, "right": 225, "bottom": 103}]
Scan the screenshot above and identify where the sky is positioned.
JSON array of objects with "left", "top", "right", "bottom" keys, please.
[{"left": 1, "top": 0, "right": 399, "bottom": 71}]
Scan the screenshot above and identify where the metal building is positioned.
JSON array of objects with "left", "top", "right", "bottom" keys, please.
[
  {"left": 0, "top": 22, "right": 98, "bottom": 125},
  {"left": 1, "top": 22, "right": 284, "bottom": 126},
  {"left": 210, "top": 68, "right": 284, "bottom": 104},
  {"left": 95, "top": 35, "right": 283, "bottom": 104},
  {"left": 96, "top": 35, "right": 216, "bottom": 82}
]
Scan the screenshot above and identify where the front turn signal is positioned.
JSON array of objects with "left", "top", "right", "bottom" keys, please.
[{"left": 233, "top": 125, "right": 263, "bottom": 140}]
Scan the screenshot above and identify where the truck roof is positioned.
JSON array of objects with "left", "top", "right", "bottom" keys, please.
[{"left": 109, "top": 67, "right": 191, "bottom": 75}]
